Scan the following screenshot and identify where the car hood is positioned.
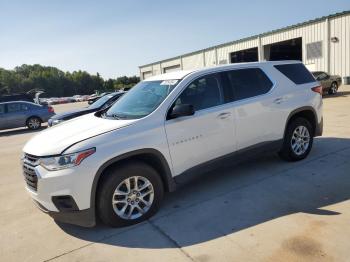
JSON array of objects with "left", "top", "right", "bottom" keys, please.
[
  {"left": 51, "top": 108, "right": 95, "bottom": 120},
  {"left": 23, "top": 113, "right": 137, "bottom": 156}
]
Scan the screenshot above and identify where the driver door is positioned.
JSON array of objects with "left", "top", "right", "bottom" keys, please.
[
  {"left": 164, "top": 73, "right": 236, "bottom": 176},
  {"left": 0, "top": 104, "right": 7, "bottom": 130}
]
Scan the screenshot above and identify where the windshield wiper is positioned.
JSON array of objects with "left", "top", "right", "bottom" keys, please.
[{"left": 104, "top": 113, "right": 127, "bottom": 120}]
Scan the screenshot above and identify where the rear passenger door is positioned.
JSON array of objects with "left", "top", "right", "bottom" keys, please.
[
  {"left": 165, "top": 73, "right": 236, "bottom": 176},
  {"left": 5, "top": 102, "right": 29, "bottom": 128},
  {"left": 225, "top": 68, "right": 282, "bottom": 150}
]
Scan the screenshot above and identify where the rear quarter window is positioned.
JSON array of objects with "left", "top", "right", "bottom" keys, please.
[
  {"left": 226, "top": 68, "right": 273, "bottom": 101},
  {"left": 274, "top": 63, "right": 315, "bottom": 84}
]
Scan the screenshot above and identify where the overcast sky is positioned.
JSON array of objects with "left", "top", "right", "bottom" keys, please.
[{"left": 0, "top": 0, "right": 349, "bottom": 79}]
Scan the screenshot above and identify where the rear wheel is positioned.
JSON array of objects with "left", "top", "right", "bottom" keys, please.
[
  {"left": 26, "top": 117, "right": 42, "bottom": 130},
  {"left": 97, "top": 161, "right": 164, "bottom": 227},
  {"left": 328, "top": 82, "right": 338, "bottom": 95},
  {"left": 279, "top": 118, "right": 313, "bottom": 161}
]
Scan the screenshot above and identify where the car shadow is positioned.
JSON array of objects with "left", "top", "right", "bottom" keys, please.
[
  {"left": 0, "top": 126, "right": 47, "bottom": 137},
  {"left": 57, "top": 137, "right": 350, "bottom": 249}
]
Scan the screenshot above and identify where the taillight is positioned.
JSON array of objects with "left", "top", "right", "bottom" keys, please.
[
  {"left": 48, "top": 106, "right": 54, "bottom": 113},
  {"left": 311, "top": 86, "right": 323, "bottom": 95}
]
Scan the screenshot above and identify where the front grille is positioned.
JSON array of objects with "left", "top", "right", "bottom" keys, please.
[{"left": 22, "top": 154, "right": 39, "bottom": 191}]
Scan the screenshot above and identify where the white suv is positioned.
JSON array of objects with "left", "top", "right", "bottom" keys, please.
[{"left": 22, "top": 61, "right": 323, "bottom": 227}]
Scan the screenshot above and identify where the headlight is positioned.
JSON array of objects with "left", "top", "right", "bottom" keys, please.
[
  {"left": 39, "top": 148, "right": 95, "bottom": 171},
  {"left": 51, "top": 119, "right": 64, "bottom": 126}
]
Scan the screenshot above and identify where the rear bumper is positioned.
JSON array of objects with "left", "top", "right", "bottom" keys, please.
[{"left": 315, "top": 117, "right": 323, "bottom": 137}]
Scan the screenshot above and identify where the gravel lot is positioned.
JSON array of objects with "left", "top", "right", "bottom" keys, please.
[{"left": 1, "top": 87, "right": 350, "bottom": 262}]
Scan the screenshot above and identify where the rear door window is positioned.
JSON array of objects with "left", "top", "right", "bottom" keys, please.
[
  {"left": 225, "top": 68, "right": 273, "bottom": 101},
  {"left": 21, "top": 103, "right": 30, "bottom": 111},
  {"left": 274, "top": 63, "right": 315, "bottom": 84},
  {"left": 7, "top": 103, "right": 22, "bottom": 113},
  {"left": 0, "top": 104, "right": 4, "bottom": 114}
]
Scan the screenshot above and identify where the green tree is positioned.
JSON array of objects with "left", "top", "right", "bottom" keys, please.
[{"left": 0, "top": 64, "right": 140, "bottom": 97}]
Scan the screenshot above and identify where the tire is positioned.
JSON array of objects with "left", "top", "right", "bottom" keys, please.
[
  {"left": 328, "top": 82, "right": 338, "bottom": 95},
  {"left": 279, "top": 117, "right": 313, "bottom": 161},
  {"left": 97, "top": 161, "right": 164, "bottom": 227},
  {"left": 26, "top": 116, "right": 42, "bottom": 130}
]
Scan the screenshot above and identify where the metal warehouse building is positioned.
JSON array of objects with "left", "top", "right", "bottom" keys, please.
[{"left": 139, "top": 11, "right": 350, "bottom": 82}]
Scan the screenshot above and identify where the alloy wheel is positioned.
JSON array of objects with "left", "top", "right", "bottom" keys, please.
[
  {"left": 28, "top": 118, "right": 40, "bottom": 129},
  {"left": 291, "top": 125, "right": 310, "bottom": 156},
  {"left": 331, "top": 83, "right": 338, "bottom": 94},
  {"left": 112, "top": 176, "right": 154, "bottom": 220}
]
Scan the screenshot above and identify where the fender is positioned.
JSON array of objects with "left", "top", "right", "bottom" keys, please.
[
  {"left": 89, "top": 148, "right": 176, "bottom": 223},
  {"left": 283, "top": 106, "right": 322, "bottom": 137}
]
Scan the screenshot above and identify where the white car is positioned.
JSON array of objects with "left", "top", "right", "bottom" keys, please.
[{"left": 22, "top": 61, "right": 323, "bottom": 227}]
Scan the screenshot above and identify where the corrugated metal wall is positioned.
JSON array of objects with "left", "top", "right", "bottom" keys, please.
[
  {"left": 182, "top": 53, "right": 204, "bottom": 70},
  {"left": 330, "top": 14, "right": 350, "bottom": 78},
  {"left": 216, "top": 38, "right": 259, "bottom": 64},
  {"left": 140, "top": 13, "right": 350, "bottom": 80}
]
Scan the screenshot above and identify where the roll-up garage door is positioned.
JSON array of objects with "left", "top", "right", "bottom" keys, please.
[
  {"left": 142, "top": 71, "right": 153, "bottom": 79},
  {"left": 163, "top": 65, "right": 181, "bottom": 73}
]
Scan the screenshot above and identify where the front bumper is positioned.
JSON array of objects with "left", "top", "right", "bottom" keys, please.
[
  {"left": 32, "top": 199, "right": 95, "bottom": 227},
  {"left": 23, "top": 159, "right": 97, "bottom": 227},
  {"left": 48, "top": 119, "right": 63, "bottom": 127}
]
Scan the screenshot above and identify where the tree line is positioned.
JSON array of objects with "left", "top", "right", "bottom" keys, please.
[{"left": 0, "top": 64, "right": 140, "bottom": 97}]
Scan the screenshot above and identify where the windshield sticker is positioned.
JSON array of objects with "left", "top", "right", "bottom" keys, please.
[{"left": 160, "top": 80, "right": 178, "bottom": 86}]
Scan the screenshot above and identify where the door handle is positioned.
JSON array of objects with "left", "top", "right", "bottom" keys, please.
[
  {"left": 273, "top": 97, "right": 284, "bottom": 104},
  {"left": 217, "top": 112, "right": 231, "bottom": 119}
]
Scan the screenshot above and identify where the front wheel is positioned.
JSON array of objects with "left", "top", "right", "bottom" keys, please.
[
  {"left": 328, "top": 82, "right": 338, "bottom": 95},
  {"left": 97, "top": 161, "right": 164, "bottom": 227},
  {"left": 279, "top": 118, "right": 313, "bottom": 161}
]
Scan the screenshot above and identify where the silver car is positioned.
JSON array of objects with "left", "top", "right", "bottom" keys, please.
[{"left": 0, "top": 101, "right": 55, "bottom": 130}]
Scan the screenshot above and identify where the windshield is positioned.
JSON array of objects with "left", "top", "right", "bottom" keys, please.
[
  {"left": 105, "top": 80, "right": 178, "bottom": 119},
  {"left": 312, "top": 72, "right": 323, "bottom": 78},
  {"left": 88, "top": 94, "right": 114, "bottom": 109}
]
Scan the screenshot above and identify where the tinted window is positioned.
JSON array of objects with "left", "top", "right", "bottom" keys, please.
[
  {"left": 7, "top": 103, "right": 21, "bottom": 113},
  {"left": 226, "top": 68, "right": 273, "bottom": 100},
  {"left": 0, "top": 104, "right": 4, "bottom": 114},
  {"left": 175, "top": 74, "right": 224, "bottom": 111},
  {"left": 89, "top": 94, "right": 114, "bottom": 109},
  {"left": 21, "top": 103, "right": 29, "bottom": 111},
  {"left": 275, "top": 63, "right": 315, "bottom": 84},
  {"left": 313, "top": 72, "right": 328, "bottom": 80}
]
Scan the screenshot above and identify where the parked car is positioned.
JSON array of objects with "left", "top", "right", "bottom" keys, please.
[
  {"left": 0, "top": 101, "right": 55, "bottom": 130},
  {"left": 0, "top": 93, "right": 33, "bottom": 103},
  {"left": 72, "top": 95, "right": 85, "bottom": 102},
  {"left": 22, "top": 61, "right": 323, "bottom": 227},
  {"left": 48, "top": 91, "right": 126, "bottom": 126},
  {"left": 87, "top": 92, "right": 112, "bottom": 105},
  {"left": 312, "top": 71, "right": 342, "bottom": 95}
]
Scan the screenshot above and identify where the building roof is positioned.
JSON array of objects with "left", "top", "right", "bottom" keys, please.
[
  {"left": 143, "top": 70, "right": 195, "bottom": 81},
  {"left": 140, "top": 10, "right": 350, "bottom": 68},
  {"left": 144, "top": 60, "right": 303, "bottom": 80}
]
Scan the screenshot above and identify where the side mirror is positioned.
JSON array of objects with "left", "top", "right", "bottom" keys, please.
[{"left": 169, "top": 104, "right": 194, "bottom": 119}]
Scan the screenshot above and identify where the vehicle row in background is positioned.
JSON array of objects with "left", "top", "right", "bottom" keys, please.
[
  {"left": 0, "top": 101, "right": 55, "bottom": 130},
  {"left": 87, "top": 92, "right": 112, "bottom": 105},
  {"left": 312, "top": 71, "right": 342, "bottom": 95},
  {"left": 48, "top": 91, "right": 126, "bottom": 126}
]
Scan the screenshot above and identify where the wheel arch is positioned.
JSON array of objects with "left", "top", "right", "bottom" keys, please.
[
  {"left": 26, "top": 115, "right": 43, "bottom": 124},
  {"left": 284, "top": 107, "right": 318, "bottom": 138},
  {"left": 90, "top": 148, "right": 176, "bottom": 221}
]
